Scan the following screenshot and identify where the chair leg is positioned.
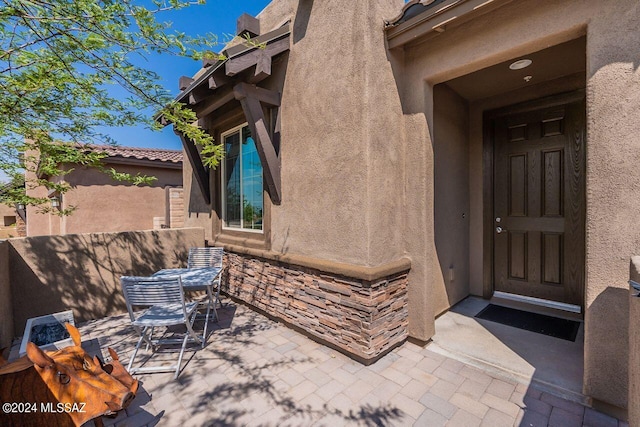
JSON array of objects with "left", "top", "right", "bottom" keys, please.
[
  {"left": 174, "top": 333, "right": 190, "bottom": 380},
  {"left": 128, "top": 331, "right": 146, "bottom": 373}
]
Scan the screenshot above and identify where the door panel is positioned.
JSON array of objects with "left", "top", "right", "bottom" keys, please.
[{"left": 493, "top": 101, "right": 585, "bottom": 306}]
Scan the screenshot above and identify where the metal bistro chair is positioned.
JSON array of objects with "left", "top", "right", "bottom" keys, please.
[
  {"left": 120, "top": 276, "right": 202, "bottom": 379},
  {"left": 188, "top": 247, "right": 224, "bottom": 309}
]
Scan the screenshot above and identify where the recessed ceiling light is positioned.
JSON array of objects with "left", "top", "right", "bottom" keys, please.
[{"left": 509, "top": 59, "right": 532, "bottom": 70}]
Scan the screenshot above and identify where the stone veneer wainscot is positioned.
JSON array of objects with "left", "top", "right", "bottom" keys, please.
[{"left": 222, "top": 251, "right": 409, "bottom": 363}]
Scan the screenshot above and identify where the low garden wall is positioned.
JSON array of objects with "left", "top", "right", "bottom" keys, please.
[
  {"left": 6, "top": 228, "right": 204, "bottom": 338},
  {"left": 222, "top": 250, "right": 410, "bottom": 363},
  {"left": 0, "top": 241, "right": 13, "bottom": 350},
  {"left": 629, "top": 256, "right": 640, "bottom": 425}
]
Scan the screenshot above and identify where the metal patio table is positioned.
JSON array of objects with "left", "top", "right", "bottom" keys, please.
[{"left": 151, "top": 267, "right": 222, "bottom": 345}]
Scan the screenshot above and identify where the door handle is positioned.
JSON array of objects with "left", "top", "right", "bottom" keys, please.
[{"left": 496, "top": 226, "right": 506, "bottom": 234}]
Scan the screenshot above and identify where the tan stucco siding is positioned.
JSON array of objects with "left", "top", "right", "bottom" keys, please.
[
  {"left": 0, "top": 241, "right": 12, "bottom": 351},
  {"left": 271, "top": 0, "right": 405, "bottom": 267},
  {"left": 27, "top": 164, "right": 181, "bottom": 236}
]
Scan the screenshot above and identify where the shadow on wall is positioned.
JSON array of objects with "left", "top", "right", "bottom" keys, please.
[
  {"left": 585, "top": 285, "right": 629, "bottom": 411},
  {"left": 188, "top": 170, "right": 211, "bottom": 215},
  {"left": 7, "top": 228, "right": 203, "bottom": 337},
  {"left": 293, "top": 0, "right": 314, "bottom": 44}
]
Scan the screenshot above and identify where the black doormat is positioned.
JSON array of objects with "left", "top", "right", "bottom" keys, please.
[{"left": 475, "top": 304, "right": 580, "bottom": 342}]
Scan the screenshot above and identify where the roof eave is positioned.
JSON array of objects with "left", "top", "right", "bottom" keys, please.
[{"left": 385, "top": 0, "right": 512, "bottom": 49}]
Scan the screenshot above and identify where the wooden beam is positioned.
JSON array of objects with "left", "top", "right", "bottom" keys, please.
[
  {"left": 174, "top": 128, "right": 210, "bottom": 205},
  {"left": 188, "top": 85, "right": 212, "bottom": 105},
  {"left": 179, "top": 76, "right": 194, "bottom": 91},
  {"left": 194, "top": 85, "right": 236, "bottom": 118},
  {"left": 235, "top": 86, "right": 281, "bottom": 204},
  {"left": 208, "top": 74, "right": 229, "bottom": 90},
  {"left": 237, "top": 13, "right": 260, "bottom": 38},
  {"left": 252, "top": 49, "right": 272, "bottom": 82},
  {"left": 225, "top": 36, "right": 289, "bottom": 77},
  {"left": 233, "top": 82, "right": 280, "bottom": 107}
]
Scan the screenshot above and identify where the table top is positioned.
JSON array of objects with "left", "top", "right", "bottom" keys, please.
[{"left": 152, "top": 267, "right": 221, "bottom": 288}]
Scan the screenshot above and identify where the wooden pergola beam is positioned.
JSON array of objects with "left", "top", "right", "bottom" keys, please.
[
  {"left": 225, "top": 36, "right": 289, "bottom": 77},
  {"left": 234, "top": 83, "right": 281, "bottom": 204},
  {"left": 233, "top": 82, "right": 280, "bottom": 106},
  {"left": 195, "top": 86, "right": 236, "bottom": 118},
  {"left": 179, "top": 76, "right": 194, "bottom": 91},
  {"left": 174, "top": 127, "right": 210, "bottom": 205}
]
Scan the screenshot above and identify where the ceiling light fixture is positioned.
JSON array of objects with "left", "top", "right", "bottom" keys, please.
[{"left": 509, "top": 59, "right": 532, "bottom": 70}]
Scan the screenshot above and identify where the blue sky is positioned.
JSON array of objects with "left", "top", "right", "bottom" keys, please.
[{"left": 98, "top": 0, "right": 272, "bottom": 151}]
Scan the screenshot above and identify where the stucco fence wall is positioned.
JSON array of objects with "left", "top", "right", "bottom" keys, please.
[
  {"left": 629, "top": 257, "right": 640, "bottom": 426},
  {"left": 0, "top": 241, "right": 12, "bottom": 350},
  {"left": 2, "top": 227, "right": 204, "bottom": 345}
]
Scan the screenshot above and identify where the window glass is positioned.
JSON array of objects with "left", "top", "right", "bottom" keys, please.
[{"left": 222, "top": 125, "right": 263, "bottom": 231}]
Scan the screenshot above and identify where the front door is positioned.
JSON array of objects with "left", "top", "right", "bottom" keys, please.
[{"left": 493, "top": 98, "right": 585, "bottom": 306}]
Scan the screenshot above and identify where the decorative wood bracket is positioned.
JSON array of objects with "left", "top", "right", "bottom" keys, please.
[
  {"left": 233, "top": 82, "right": 281, "bottom": 204},
  {"left": 174, "top": 127, "right": 210, "bottom": 205}
]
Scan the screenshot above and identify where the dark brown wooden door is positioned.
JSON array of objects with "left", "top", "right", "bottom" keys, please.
[{"left": 493, "top": 100, "right": 585, "bottom": 306}]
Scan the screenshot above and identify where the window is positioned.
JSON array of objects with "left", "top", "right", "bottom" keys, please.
[{"left": 222, "top": 124, "right": 263, "bottom": 231}]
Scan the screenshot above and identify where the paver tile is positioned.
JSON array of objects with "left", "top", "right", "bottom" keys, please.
[
  {"left": 479, "top": 408, "right": 515, "bottom": 427},
  {"left": 400, "top": 378, "right": 433, "bottom": 400},
  {"left": 390, "top": 392, "right": 427, "bottom": 419},
  {"left": 548, "top": 406, "right": 583, "bottom": 427},
  {"left": 278, "top": 367, "right": 305, "bottom": 387},
  {"left": 458, "top": 378, "right": 489, "bottom": 400},
  {"left": 479, "top": 392, "right": 521, "bottom": 418},
  {"left": 370, "top": 378, "right": 402, "bottom": 401},
  {"left": 433, "top": 366, "right": 465, "bottom": 386},
  {"left": 289, "top": 379, "right": 319, "bottom": 401},
  {"left": 486, "top": 378, "right": 516, "bottom": 400},
  {"left": 303, "top": 367, "right": 333, "bottom": 387},
  {"left": 329, "top": 367, "right": 359, "bottom": 386},
  {"left": 430, "top": 379, "right": 460, "bottom": 400},
  {"left": 441, "top": 358, "right": 465, "bottom": 373},
  {"left": 343, "top": 379, "right": 376, "bottom": 403},
  {"left": 380, "top": 366, "right": 413, "bottom": 386},
  {"left": 446, "top": 408, "right": 482, "bottom": 427},
  {"left": 522, "top": 394, "right": 552, "bottom": 416},
  {"left": 414, "top": 408, "right": 448, "bottom": 427},
  {"left": 450, "top": 392, "right": 490, "bottom": 419},
  {"left": 316, "top": 379, "right": 347, "bottom": 401},
  {"left": 540, "top": 392, "right": 585, "bottom": 416},
  {"left": 416, "top": 356, "right": 443, "bottom": 374},
  {"left": 419, "top": 392, "right": 458, "bottom": 419},
  {"left": 583, "top": 407, "right": 618, "bottom": 427},
  {"left": 459, "top": 365, "right": 493, "bottom": 387}
]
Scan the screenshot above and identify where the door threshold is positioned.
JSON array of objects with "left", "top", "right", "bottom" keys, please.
[{"left": 492, "top": 291, "right": 582, "bottom": 320}]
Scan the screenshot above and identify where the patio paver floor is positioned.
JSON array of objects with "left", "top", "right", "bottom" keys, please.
[{"left": 8, "top": 302, "right": 627, "bottom": 427}]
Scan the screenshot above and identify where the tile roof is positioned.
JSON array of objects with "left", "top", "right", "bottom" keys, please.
[{"left": 84, "top": 144, "right": 183, "bottom": 164}]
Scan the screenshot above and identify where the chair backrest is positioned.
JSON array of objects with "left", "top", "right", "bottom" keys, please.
[
  {"left": 188, "top": 247, "right": 223, "bottom": 269},
  {"left": 120, "top": 276, "right": 185, "bottom": 319}
]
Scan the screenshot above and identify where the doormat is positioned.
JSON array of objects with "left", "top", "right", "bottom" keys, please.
[{"left": 475, "top": 304, "right": 580, "bottom": 342}]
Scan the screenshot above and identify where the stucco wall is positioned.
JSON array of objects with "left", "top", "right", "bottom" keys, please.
[
  {"left": 433, "top": 84, "right": 470, "bottom": 314},
  {"left": 8, "top": 227, "right": 204, "bottom": 337},
  {"left": 0, "top": 241, "right": 12, "bottom": 351},
  {"left": 182, "top": 152, "right": 213, "bottom": 242},
  {"left": 27, "top": 163, "right": 182, "bottom": 236},
  {"left": 270, "top": 0, "right": 405, "bottom": 268},
  {"left": 629, "top": 257, "right": 640, "bottom": 426},
  {"left": 398, "top": 0, "right": 640, "bottom": 410}
]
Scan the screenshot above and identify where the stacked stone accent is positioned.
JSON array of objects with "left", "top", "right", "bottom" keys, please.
[
  {"left": 168, "top": 187, "right": 184, "bottom": 228},
  {"left": 222, "top": 251, "right": 409, "bottom": 362},
  {"left": 15, "top": 216, "right": 26, "bottom": 237}
]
